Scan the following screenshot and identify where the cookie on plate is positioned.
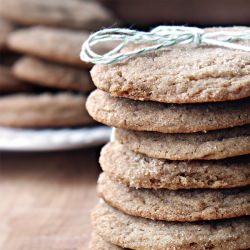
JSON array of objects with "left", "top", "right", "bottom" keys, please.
[
  {"left": 115, "top": 126, "right": 250, "bottom": 160},
  {"left": 0, "top": 0, "right": 114, "bottom": 30},
  {"left": 13, "top": 56, "right": 94, "bottom": 92},
  {"left": 91, "top": 27, "right": 250, "bottom": 103},
  {"left": 87, "top": 89, "right": 250, "bottom": 133},
  {"left": 100, "top": 142, "right": 250, "bottom": 189},
  {"left": 92, "top": 201, "right": 250, "bottom": 250},
  {"left": 0, "top": 93, "right": 93, "bottom": 127}
]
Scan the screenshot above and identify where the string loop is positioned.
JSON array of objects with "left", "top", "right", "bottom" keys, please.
[{"left": 80, "top": 26, "right": 250, "bottom": 64}]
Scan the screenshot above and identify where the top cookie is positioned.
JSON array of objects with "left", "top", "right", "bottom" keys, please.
[
  {"left": 7, "top": 26, "right": 117, "bottom": 67},
  {"left": 0, "top": 0, "right": 114, "bottom": 30},
  {"left": 7, "top": 26, "right": 91, "bottom": 67},
  {"left": 91, "top": 27, "right": 250, "bottom": 103}
]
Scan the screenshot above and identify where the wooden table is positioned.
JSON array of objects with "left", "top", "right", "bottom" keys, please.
[{"left": 0, "top": 147, "right": 101, "bottom": 250}]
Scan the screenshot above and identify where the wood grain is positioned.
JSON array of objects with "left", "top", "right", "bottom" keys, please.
[{"left": 0, "top": 147, "right": 101, "bottom": 250}]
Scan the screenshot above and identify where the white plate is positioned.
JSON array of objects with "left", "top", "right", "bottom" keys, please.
[{"left": 0, "top": 126, "right": 111, "bottom": 151}]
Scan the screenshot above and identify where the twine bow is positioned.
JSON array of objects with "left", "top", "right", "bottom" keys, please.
[{"left": 80, "top": 26, "right": 250, "bottom": 64}]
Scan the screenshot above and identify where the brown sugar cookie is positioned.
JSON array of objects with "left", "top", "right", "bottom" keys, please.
[
  {"left": 92, "top": 201, "right": 250, "bottom": 250},
  {"left": 100, "top": 142, "right": 250, "bottom": 189},
  {"left": 0, "top": 93, "right": 93, "bottom": 127},
  {"left": 7, "top": 26, "right": 117, "bottom": 67},
  {"left": 0, "top": 66, "right": 32, "bottom": 93},
  {"left": 87, "top": 89, "right": 250, "bottom": 133},
  {"left": 98, "top": 173, "right": 250, "bottom": 222},
  {"left": 91, "top": 27, "right": 250, "bottom": 103},
  {"left": 13, "top": 56, "right": 94, "bottom": 92},
  {"left": 0, "top": 0, "right": 114, "bottom": 30},
  {"left": 115, "top": 126, "right": 250, "bottom": 160},
  {"left": 7, "top": 26, "right": 91, "bottom": 67}
]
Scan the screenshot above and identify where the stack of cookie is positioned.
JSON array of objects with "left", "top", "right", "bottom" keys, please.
[
  {"left": 0, "top": 0, "right": 115, "bottom": 128},
  {"left": 86, "top": 27, "right": 250, "bottom": 249}
]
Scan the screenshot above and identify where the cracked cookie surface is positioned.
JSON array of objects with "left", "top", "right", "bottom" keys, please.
[
  {"left": 91, "top": 27, "right": 250, "bottom": 103},
  {"left": 92, "top": 201, "right": 250, "bottom": 250},
  {"left": 115, "top": 126, "right": 250, "bottom": 160},
  {"left": 100, "top": 142, "right": 250, "bottom": 189},
  {"left": 98, "top": 173, "right": 250, "bottom": 221},
  {"left": 87, "top": 89, "right": 250, "bottom": 133}
]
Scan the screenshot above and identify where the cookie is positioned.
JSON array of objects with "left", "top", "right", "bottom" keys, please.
[
  {"left": 87, "top": 89, "right": 250, "bottom": 133},
  {"left": 0, "top": 0, "right": 114, "bottom": 30},
  {"left": 92, "top": 201, "right": 250, "bottom": 250},
  {"left": 0, "top": 65, "right": 32, "bottom": 93},
  {"left": 100, "top": 142, "right": 250, "bottom": 189},
  {"left": 7, "top": 26, "right": 117, "bottom": 67},
  {"left": 0, "top": 93, "right": 93, "bottom": 127},
  {"left": 7, "top": 26, "right": 91, "bottom": 67},
  {"left": 13, "top": 56, "right": 94, "bottom": 92},
  {"left": 98, "top": 173, "right": 250, "bottom": 222},
  {"left": 90, "top": 233, "right": 125, "bottom": 250},
  {"left": 115, "top": 126, "right": 250, "bottom": 160},
  {"left": 91, "top": 27, "right": 250, "bottom": 103},
  {"left": 0, "top": 18, "right": 13, "bottom": 51}
]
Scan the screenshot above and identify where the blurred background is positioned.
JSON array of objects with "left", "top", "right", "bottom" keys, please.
[{"left": 0, "top": 0, "right": 249, "bottom": 249}]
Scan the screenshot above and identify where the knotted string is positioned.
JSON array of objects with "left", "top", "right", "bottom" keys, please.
[{"left": 80, "top": 26, "right": 250, "bottom": 64}]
